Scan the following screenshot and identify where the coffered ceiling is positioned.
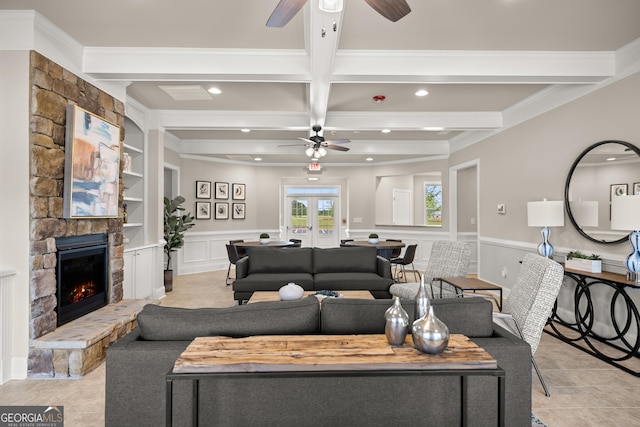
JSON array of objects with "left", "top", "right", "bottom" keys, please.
[{"left": 3, "top": 0, "right": 640, "bottom": 164}]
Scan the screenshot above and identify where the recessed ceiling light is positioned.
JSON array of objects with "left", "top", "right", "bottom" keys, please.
[
  {"left": 207, "top": 87, "right": 222, "bottom": 95},
  {"left": 308, "top": 177, "right": 319, "bottom": 181},
  {"left": 240, "top": 129, "right": 251, "bottom": 133},
  {"left": 365, "top": 157, "right": 374, "bottom": 162},
  {"left": 415, "top": 89, "right": 429, "bottom": 97},
  {"left": 381, "top": 129, "right": 391, "bottom": 133},
  {"left": 423, "top": 126, "right": 444, "bottom": 131},
  {"left": 254, "top": 157, "right": 262, "bottom": 161},
  {"left": 606, "top": 157, "right": 616, "bottom": 161}
]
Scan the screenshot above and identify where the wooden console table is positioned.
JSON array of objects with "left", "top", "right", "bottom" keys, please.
[
  {"left": 166, "top": 334, "right": 505, "bottom": 426},
  {"left": 436, "top": 277, "right": 503, "bottom": 312},
  {"left": 546, "top": 267, "right": 640, "bottom": 376}
]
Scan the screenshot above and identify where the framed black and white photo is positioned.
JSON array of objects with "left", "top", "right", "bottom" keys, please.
[
  {"left": 215, "top": 182, "right": 229, "bottom": 199},
  {"left": 634, "top": 182, "right": 640, "bottom": 196},
  {"left": 232, "top": 203, "right": 245, "bottom": 219},
  {"left": 195, "top": 180, "right": 211, "bottom": 199},
  {"left": 232, "top": 183, "right": 246, "bottom": 200},
  {"left": 196, "top": 202, "right": 211, "bottom": 219},
  {"left": 215, "top": 202, "right": 229, "bottom": 220},
  {"left": 610, "top": 183, "right": 628, "bottom": 200}
]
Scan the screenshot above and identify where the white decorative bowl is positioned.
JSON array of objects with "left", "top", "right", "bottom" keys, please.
[
  {"left": 368, "top": 238, "right": 379, "bottom": 244},
  {"left": 279, "top": 283, "right": 304, "bottom": 300},
  {"left": 259, "top": 238, "right": 270, "bottom": 244}
]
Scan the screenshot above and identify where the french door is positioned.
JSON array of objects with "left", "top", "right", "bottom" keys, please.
[{"left": 285, "top": 186, "right": 340, "bottom": 248}]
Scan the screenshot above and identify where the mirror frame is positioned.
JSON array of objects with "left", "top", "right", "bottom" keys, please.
[{"left": 564, "top": 140, "right": 640, "bottom": 245}]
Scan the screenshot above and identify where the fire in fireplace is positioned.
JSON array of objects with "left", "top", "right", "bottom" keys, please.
[{"left": 56, "top": 234, "right": 109, "bottom": 326}]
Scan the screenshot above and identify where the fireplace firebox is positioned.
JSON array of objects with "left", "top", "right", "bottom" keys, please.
[{"left": 56, "top": 234, "right": 109, "bottom": 326}]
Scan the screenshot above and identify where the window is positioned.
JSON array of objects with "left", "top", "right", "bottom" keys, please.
[{"left": 424, "top": 183, "right": 442, "bottom": 226}]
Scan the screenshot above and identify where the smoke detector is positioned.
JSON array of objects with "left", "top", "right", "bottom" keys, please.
[{"left": 373, "top": 95, "right": 386, "bottom": 103}]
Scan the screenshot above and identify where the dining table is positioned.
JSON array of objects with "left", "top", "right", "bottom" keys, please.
[
  {"left": 343, "top": 240, "right": 405, "bottom": 259},
  {"left": 232, "top": 240, "right": 294, "bottom": 255}
]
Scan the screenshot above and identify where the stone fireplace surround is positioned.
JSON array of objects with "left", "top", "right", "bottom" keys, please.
[{"left": 27, "top": 51, "right": 134, "bottom": 378}]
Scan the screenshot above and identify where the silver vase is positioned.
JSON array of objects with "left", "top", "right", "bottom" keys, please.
[
  {"left": 412, "top": 305, "right": 450, "bottom": 354},
  {"left": 385, "top": 296, "right": 409, "bottom": 346},
  {"left": 414, "top": 275, "right": 430, "bottom": 320}
]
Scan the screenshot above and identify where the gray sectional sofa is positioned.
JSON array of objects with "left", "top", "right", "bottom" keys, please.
[
  {"left": 105, "top": 297, "right": 532, "bottom": 427},
  {"left": 232, "top": 246, "right": 394, "bottom": 302}
]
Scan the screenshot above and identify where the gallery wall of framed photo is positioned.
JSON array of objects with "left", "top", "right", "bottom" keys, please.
[{"left": 195, "top": 180, "right": 246, "bottom": 221}]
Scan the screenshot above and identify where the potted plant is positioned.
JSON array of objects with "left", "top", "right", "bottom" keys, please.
[
  {"left": 565, "top": 251, "right": 602, "bottom": 273},
  {"left": 259, "top": 233, "right": 270, "bottom": 244},
  {"left": 164, "top": 196, "right": 195, "bottom": 291},
  {"left": 368, "top": 233, "right": 379, "bottom": 244}
]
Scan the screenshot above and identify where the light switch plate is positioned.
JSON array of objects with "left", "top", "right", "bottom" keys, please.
[{"left": 497, "top": 204, "right": 506, "bottom": 215}]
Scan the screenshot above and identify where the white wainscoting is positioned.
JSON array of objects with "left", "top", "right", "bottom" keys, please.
[{"left": 0, "top": 270, "right": 16, "bottom": 385}]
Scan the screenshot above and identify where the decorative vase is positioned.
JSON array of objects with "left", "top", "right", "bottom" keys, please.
[
  {"left": 123, "top": 203, "right": 128, "bottom": 224},
  {"left": 414, "top": 274, "right": 430, "bottom": 320},
  {"left": 385, "top": 296, "right": 409, "bottom": 346},
  {"left": 259, "top": 238, "right": 270, "bottom": 244},
  {"left": 164, "top": 270, "right": 173, "bottom": 292},
  {"left": 412, "top": 305, "right": 450, "bottom": 354},
  {"left": 278, "top": 282, "right": 304, "bottom": 300}
]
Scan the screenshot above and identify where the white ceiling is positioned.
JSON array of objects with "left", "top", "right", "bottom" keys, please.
[{"left": 3, "top": 0, "right": 640, "bottom": 165}]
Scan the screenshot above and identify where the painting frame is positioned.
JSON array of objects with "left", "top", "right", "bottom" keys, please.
[
  {"left": 215, "top": 182, "right": 229, "bottom": 199},
  {"left": 610, "top": 183, "right": 628, "bottom": 200},
  {"left": 232, "top": 203, "right": 246, "bottom": 220},
  {"left": 634, "top": 182, "right": 640, "bottom": 196},
  {"left": 215, "top": 202, "right": 229, "bottom": 220},
  {"left": 195, "top": 180, "right": 211, "bottom": 199},
  {"left": 63, "top": 104, "right": 121, "bottom": 219},
  {"left": 195, "top": 202, "right": 211, "bottom": 220},
  {"left": 232, "top": 183, "right": 246, "bottom": 200}
]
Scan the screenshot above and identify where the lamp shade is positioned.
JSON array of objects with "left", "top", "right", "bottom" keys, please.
[
  {"left": 569, "top": 201, "right": 599, "bottom": 227},
  {"left": 611, "top": 195, "right": 640, "bottom": 231},
  {"left": 527, "top": 200, "right": 565, "bottom": 227}
]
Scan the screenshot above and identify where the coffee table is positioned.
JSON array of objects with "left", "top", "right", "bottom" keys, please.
[
  {"left": 247, "top": 290, "right": 373, "bottom": 304},
  {"left": 166, "top": 334, "right": 505, "bottom": 426}
]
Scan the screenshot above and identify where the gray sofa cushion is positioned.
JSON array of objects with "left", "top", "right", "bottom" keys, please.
[
  {"left": 247, "top": 247, "right": 313, "bottom": 274},
  {"left": 313, "top": 247, "right": 378, "bottom": 274},
  {"left": 137, "top": 297, "right": 320, "bottom": 340},
  {"left": 313, "top": 272, "right": 393, "bottom": 291},
  {"left": 320, "top": 297, "right": 493, "bottom": 337}
]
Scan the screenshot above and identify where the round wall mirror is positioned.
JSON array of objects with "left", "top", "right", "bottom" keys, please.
[{"left": 564, "top": 140, "right": 640, "bottom": 244}]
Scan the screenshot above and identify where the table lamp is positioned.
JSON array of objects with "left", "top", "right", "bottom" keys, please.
[
  {"left": 527, "top": 199, "right": 565, "bottom": 258},
  {"left": 610, "top": 195, "right": 640, "bottom": 282}
]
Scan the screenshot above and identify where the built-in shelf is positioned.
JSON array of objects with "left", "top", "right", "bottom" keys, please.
[
  {"left": 123, "top": 170, "right": 143, "bottom": 179},
  {"left": 123, "top": 143, "right": 143, "bottom": 154},
  {"left": 124, "top": 196, "right": 143, "bottom": 203}
]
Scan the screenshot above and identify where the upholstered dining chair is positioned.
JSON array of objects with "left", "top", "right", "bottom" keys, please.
[
  {"left": 390, "top": 244, "right": 418, "bottom": 283},
  {"left": 492, "top": 253, "right": 564, "bottom": 397},
  {"left": 386, "top": 239, "right": 403, "bottom": 259},
  {"left": 229, "top": 239, "right": 247, "bottom": 258},
  {"left": 225, "top": 244, "right": 246, "bottom": 285},
  {"left": 389, "top": 240, "right": 471, "bottom": 299}
]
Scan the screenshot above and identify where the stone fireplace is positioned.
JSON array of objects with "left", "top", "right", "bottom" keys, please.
[{"left": 27, "top": 51, "right": 129, "bottom": 378}]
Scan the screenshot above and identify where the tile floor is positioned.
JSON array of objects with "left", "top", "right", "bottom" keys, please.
[{"left": 1, "top": 270, "right": 639, "bottom": 427}]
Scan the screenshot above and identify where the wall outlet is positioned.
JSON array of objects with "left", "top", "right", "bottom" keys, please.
[{"left": 500, "top": 267, "right": 507, "bottom": 278}]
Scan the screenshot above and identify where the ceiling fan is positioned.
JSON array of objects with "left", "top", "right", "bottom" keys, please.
[
  {"left": 267, "top": 0, "right": 411, "bottom": 27},
  {"left": 280, "top": 125, "right": 350, "bottom": 157}
]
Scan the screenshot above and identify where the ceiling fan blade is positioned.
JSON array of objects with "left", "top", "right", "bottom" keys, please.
[
  {"left": 278, "top": 143, "right": 306, "bottom": 147},
  {"left": 267, "top": 0, "right": 308, "bottom": 27},
  {"left": 297, "top": 137, "right": 315, "bottom": 144},
  {"left": 323, "top": 139, "right": 350, "bottom": 145},
  {"left": 364, "top": 0, "right": 411, "bottom": 22},
  {"left": 325, "top": 145, "right": 350, "bottom": 152}
]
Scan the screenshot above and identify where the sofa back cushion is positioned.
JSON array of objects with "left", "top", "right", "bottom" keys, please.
[
  {"left": 137, "top": 297, "right": 320, "bottom": 341},
  {"left": 248, "top": 247, "right": 313, "bottom": 275},
  {"left": 313, "top": 247, "right": 378, "bottom": 274},
  {"left": 321, "top": 297, "right": 493, "bottom": 337}
]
